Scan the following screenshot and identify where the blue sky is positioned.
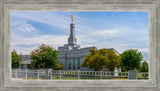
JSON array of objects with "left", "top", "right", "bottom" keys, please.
[{"left": 11, "top": 11, "right": 149, "bottom": 61}]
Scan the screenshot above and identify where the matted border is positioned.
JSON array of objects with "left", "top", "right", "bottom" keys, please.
[{"left": 0, "top": 0, "right": 159, "bottom": 91}]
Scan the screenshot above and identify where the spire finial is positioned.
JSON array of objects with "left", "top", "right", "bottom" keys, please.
[{"left": 71, "top": 14, "right": 73, "bottom": 22}]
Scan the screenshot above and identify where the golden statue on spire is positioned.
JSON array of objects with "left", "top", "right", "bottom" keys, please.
[{"left": 71, "top": 14, "right": 73, "bottom": 22}]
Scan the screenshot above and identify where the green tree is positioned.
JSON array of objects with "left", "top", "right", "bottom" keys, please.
[
  {"left": 81, "top": 48, "right": 120, "bottom": 71},
  {"left": 120, "top": 49, "right": 143, "bottom": 71},
  {"left": 30, "top": 44, "right": 59, "bottom": 69},
  {"left": 139, "top": 61, "right": 149, "bottom": 72},
  {"left": 12, "top": 49, "right": 22, "bottom": 69}
]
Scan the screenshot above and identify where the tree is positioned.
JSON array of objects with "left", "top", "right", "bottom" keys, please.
[
  {"left": 107, "top": 50, "right": 120, "bottom": 71},
  {"left": 30, "top": 44, "right": 60, "bottom": 69},
  {"left": 139, "top": 61, "right": 149, "bottom": 72},
  {"left": 81, "top": 48, "right": 120, "bottom": 71},
  {"left": 12, "top": 49, "right": 22, "bottom": 69},
  {"left": 120, "top": 49, "right": 143, "bottom": 71}
]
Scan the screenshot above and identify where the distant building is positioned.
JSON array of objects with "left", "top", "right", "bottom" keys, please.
[
  {"left": 19, "top": 15, "right": 119, "bottom": 71},
  {"left": 19, "top": 55, "right": 31, "bottom": 69}
]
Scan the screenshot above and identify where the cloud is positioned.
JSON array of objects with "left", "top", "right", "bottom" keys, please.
[
  {"left": 16, "top": 24, "right": 37, "bottom": 32},
  {"left": 94, "top": 29, "right": 119, "bottom": 36},
  {"left": 12, "top": 34, "right": 68, "bottom": 54},
  {"left": 12, "top": 12, "right": 70, "bottom": 30},
  {"left": 12, "top": 46, "right": 37, "bottom": 55}
]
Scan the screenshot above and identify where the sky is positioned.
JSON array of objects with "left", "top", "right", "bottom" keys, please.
[{"left": 11, "top": 11, "right": 149, "bottom": 61}]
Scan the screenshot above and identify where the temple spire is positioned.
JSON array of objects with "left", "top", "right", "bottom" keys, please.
[
  {"left": 68, "top": 14, "right": 77, "bottom": 45},
  {"left": 58, "top": 14, "right": 80, "bottom": 51},
  {"left": 71, "top": 14, "right": 73, "bottom": 22}
]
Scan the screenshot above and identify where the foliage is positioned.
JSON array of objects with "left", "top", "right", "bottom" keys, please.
[
  {"left": 56, "top": 63, "right": 63, "bottom": 70},
  {"left": 12, "top": 49, "right": 22, "bottom": 69},
  {"left": 30, "top": 44, "right": 60, "bottom": 69},
  {"left": 139, "top": 61, "right": 149, "bottom": 72},
  {"left": 106, "top": 50, "right": 120, "bottom": 71},
  {"left": 81, "top": 48, "right": 120, "bottom": 71},
  {"left": 120, "top": 49, "right": 143, "bottom": 71}
]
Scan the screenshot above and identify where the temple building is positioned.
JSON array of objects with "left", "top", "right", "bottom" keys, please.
[
  {"left": 58, "top": 15, "right": 119, "bottom": 70},
  {"left": 19, "top": 15, "right": 119, "bottom": 71}
]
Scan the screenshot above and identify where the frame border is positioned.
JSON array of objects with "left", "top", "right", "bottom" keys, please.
[{"left": 0, "top": 0, "right": 159, "bottom": 91}]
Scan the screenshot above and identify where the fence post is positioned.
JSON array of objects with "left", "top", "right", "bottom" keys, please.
[
  {"left": 15, "top": 69, "right": 17, "bottom": 78},
  {"left": 37, "top": 70, "right": 39, "bottom": 80},
  {"left": 100, "top": 71, "right": 102, "bottom": 80},
  {"left": 128, "top": 70, "right": 137, "bottom": 80},
  {"left": 45, "top": 69, "right": 49, "bottom": 79},
  {"left": 25, "top": 69, "right": 27, "bottom": 80},
  {"left": 48, "top": 69, "right": 49, "bottom": 76},
  {"left": 136, "top": 72, "right": 138, "bottom": 80},
  {"left": 78, "top": 70, "right": 80, "bottom": 80},
  {"left": 60, "top": 70, "right": 61, "bottom": 80},
  {"left": 51, "top": 69, "right": 52, "bottom": 80}
]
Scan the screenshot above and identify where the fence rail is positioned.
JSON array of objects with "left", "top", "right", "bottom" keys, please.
[{"left": 12, "top": 69, "right": 148, "bottom": 80}]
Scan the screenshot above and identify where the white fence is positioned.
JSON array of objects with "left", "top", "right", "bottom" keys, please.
[{"left": 12, "top": 69, "right": 148, "bottom": 80}]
